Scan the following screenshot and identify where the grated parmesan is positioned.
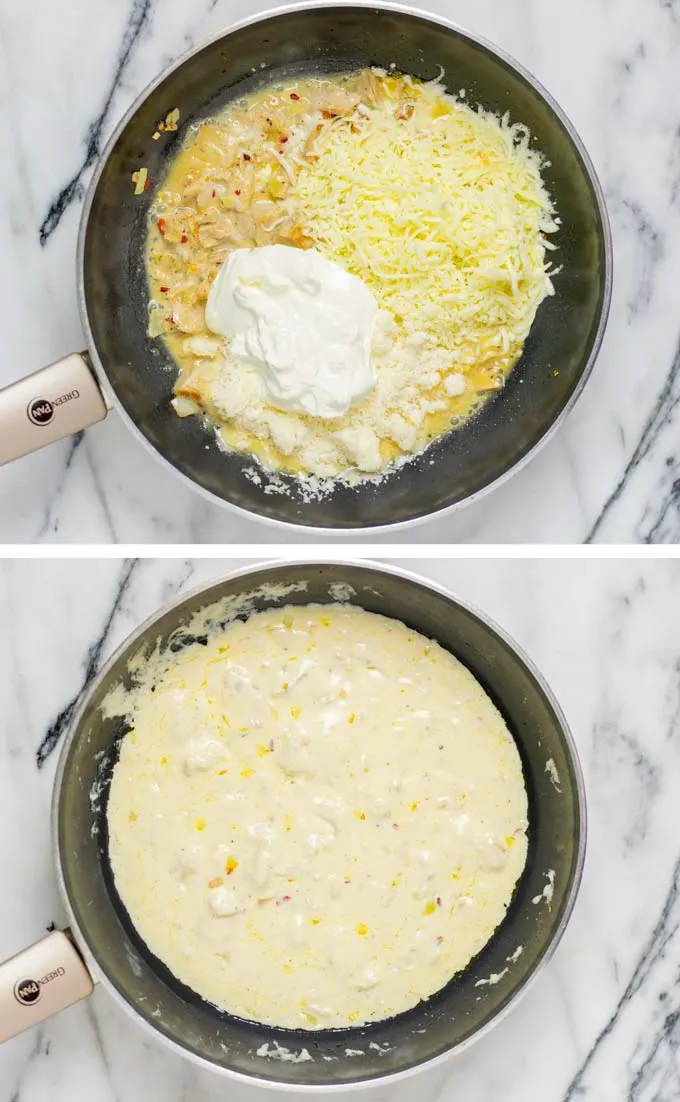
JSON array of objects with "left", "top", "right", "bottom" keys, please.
[{"left": 208, "top": 311, "right": 465, "bottom": 476}]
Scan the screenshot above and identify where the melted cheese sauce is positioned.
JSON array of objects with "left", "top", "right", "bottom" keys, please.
[{"left": 107, "top": 604, "right": 528, "bottom": 1029}]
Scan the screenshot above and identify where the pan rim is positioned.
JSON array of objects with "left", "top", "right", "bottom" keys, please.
[
  {"left": 76, "top": 0, "right": 613, "bottom": 536},
  {"left": 51, "top": 556, "right": 587, "bottom": 1089}
]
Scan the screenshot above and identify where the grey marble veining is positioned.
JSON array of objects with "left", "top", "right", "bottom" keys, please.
[
  {"left": 1, "top": 557, "right": 679, "bottom": 1100},
  {"left": 0, "top": 0, "right": 679, "bottom": 542}
]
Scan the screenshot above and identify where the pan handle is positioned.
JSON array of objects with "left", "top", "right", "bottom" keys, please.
[
  {"left": 0, "top": 929, "right": 95, "bottom": 1042},
  {"left": 0, "top": 352, "right": 110, "bottom": 466}
]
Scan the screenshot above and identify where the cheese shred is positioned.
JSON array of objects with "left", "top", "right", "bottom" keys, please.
[{"left": 292, "top": 79, "right": 558, "bottom": 367}]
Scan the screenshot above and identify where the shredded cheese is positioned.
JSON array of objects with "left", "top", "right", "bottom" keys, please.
[{"left": 291, "top": 82, "right": 558, "bottom": 367}]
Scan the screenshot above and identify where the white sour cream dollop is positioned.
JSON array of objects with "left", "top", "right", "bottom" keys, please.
[{"left": 205, "top": 245, "right": 377, "bottom": 419}]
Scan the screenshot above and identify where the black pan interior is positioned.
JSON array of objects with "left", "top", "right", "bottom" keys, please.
[
  {"left": 82, "top": 5, "right": 609, "bottom": 530},
  {"left": 57, "top": 563, "right": 583, "bottom": 1086}
]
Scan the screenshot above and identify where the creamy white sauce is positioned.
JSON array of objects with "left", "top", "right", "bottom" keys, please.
[
  {"left": 205, "top": 245, "right": 377, "bottom": 419},
  {"left": 107, "top": 604, "right": 528, "bottom": 1030}
]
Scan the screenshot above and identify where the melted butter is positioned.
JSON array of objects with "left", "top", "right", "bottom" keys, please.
[{"left": 107, "top": 604, "right": 528, "bottom": 1029}]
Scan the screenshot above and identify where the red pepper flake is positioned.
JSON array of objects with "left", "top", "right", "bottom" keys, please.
[
  {"left": 157, "top": 217, "right": 166, "bottom": 235},
  {"left": 276, "top": 895, "right": 292, "bottom": 906},
  {"left": 290, "top": 92, "right": 300, "bottom": 100},
  {"left": 180, "top": 233, "right": 188, "bottom": 243},
  {"left": 280, "top": 136, "right": 288, "bottom": 143},
  {"left": 144, "top": 177, "right": 150, "bottom": 190},
  {"left": 234, "top": 189, "right": 241, "bottom": 196},
  {"left": 392, "top": 823, "right": 400, "bottom": 830},
  {"left": 436, "top": 896, "right": 442, "bottom": 907},
  {"left": 243, "top": 152, "right": 251, "bottom": 161},
  {"left": 212, "top": 189, "right": 216, "bottom": 197},
  {"left": 159, "top": 286, "right": 169, "bottom": 293}
]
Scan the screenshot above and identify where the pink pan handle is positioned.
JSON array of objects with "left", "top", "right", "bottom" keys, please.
[
  {"left": 0, "top": 352, "right": 110, "bottom": 465},
  {"left": 0, "top": 930, "right": 94, "bottom": 1041}
]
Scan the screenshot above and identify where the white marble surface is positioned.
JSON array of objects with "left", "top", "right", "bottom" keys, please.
[
  {"left": 0, "top": 0, "right": 679, "bottom": 543},
  {"left": 1, "top": 556, "right": 679, "bottom": 1100}
]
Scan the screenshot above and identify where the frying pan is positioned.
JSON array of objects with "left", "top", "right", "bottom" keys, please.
[
  {"left": 0, "top": 560, "right": 585, "bottom": 1088},
  {"left": 0, "top": 3, "right": 611, "bottom": 534}
]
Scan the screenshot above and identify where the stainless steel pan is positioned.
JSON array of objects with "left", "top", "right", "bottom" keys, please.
[
  {"left": 0, "top": 3, "right": 612, "bottom": 533},
  {"left": 0, "top": 560, "right": 586, "bottom": 1089}
]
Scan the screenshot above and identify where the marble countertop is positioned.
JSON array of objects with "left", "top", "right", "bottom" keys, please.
[
  {"left": 1, "top": 555, "right": 679, "bottom": 1100},
  {"left": 0, "top": 0, "right": 679, "bottom": 543}
]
